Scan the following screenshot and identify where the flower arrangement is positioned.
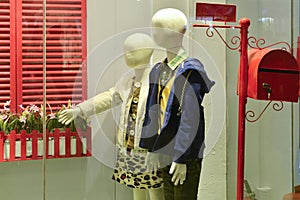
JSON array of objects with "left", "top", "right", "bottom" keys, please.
[{"left": 0, "top": 100, "right": 87, "bottom": 135}]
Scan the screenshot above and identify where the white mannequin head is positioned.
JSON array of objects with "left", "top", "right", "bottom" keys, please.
[
  {"left": 151, "top": 8, "right": 187, "bottom": 49},
  {"left": 123, "top": 33, "right": 154, "bottom": 69}
]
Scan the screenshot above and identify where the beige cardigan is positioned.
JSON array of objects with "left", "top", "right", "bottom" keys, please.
[{"left": 78, "top": 67, "right": 150, "bottom": 149}]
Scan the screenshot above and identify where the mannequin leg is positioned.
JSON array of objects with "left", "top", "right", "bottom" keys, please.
[
  {"left": 148, "top": 187, "right": 165, "bottom": 200},
  {"left": 133, "top": 188, "right": 147, "bottom": 200}
]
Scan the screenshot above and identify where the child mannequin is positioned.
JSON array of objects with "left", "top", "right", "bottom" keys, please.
[
  {"left": 139, "top": 8, "right": 215, "bottom": 200},
  {"left": 59, "top": 33, "right": 164, "bottom": 200}
]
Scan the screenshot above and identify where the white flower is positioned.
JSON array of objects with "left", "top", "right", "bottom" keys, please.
[
  {"left": 48, "top": 113, "right": 56, "bottom": 119},
  {"left": 4, "top": 100, "right": 11, "bottom": 111},
  {"left": 1, "top": 114, "right": 8, "bottom": 120},
  {"left": 19, "top": 116, "right": 26, "bottom": 123},
  {"left": 29, "top": 105, "right": 39, "bottom": 113},
  {"left": 4, "top": 100, "right": 10, "bottom": 106},
  {"left": 19, "top": 104, "right": 25, "bottom": 111}
]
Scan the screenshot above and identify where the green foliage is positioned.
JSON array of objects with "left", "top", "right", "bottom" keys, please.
[
  {"left": 0, "top": 100, "right": 87, "bottom": 134},
  {"left": 244, "top": 179, "right": 256, "bottom": 200}
]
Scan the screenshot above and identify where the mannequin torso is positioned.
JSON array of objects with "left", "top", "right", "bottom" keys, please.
[
  {"left": 58, "top": 33, "right": 164, "bottom": 200},
  {"left": 139, "top": 8, "right": 215, "bottom": 200}
]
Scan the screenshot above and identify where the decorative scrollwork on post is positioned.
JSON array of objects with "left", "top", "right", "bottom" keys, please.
[
  {"left": 246, "top": 101, "right": 284, "bottom": 122},
  {"left": 248, "top": 36, "right": 292, "bottom": 52},
  {"left": 272, "top": 101, "right": 284, "bottom": 111},
  {"left": 205, "top": 27, "right": 241, "bottom": 50}
]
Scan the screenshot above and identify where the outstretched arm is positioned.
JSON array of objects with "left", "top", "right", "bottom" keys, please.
[{"left": 58, "top": 87, "right": 122, "bottom": 125}]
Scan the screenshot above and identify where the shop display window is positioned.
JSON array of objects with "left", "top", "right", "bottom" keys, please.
[{"left": 0, "top": 0, "right": 298, "bottom": 200}]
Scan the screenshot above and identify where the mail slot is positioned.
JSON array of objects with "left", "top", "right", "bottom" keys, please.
[{"left": 247, "top": 48, "right": 299, "bottom": 102}]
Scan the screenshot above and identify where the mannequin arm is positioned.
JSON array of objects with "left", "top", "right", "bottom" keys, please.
[
  {"left": 58, "top": 87, "right": 122, "bottom": 125},
  {"left": 169, "top": 162, "right": 187, "bottom": 186},
  {"left": 78, "top": 88, "right": 122, "bottom": 117},
  {"left": 173, "top": 72, "right": 204, "bottom": 163}
]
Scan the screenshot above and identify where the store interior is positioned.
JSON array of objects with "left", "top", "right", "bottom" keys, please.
[{"left": 0, "top": 0, "right": 299, "bottom": 199}]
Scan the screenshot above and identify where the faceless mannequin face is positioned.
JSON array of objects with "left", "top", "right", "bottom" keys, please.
[
  {"left": 123, "top": 33, "right": 154, "bottom": 69},
  {"left": 151, "top": 8, "right": 187, "bottom": 49}
]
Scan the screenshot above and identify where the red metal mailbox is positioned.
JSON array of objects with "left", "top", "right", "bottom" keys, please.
[
  {"left": 297, "top": 36, "right": 300, "bottom": 96},
  {"left": 247, "top": 48, "right": 299, "bottom": 102}
]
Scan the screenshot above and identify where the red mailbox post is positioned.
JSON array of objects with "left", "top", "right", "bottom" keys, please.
[
  {"left": 194, "top": 2, "right": 299, "bottom": 200},
  {"left": 194, "top": 15, "right": 251, "bottom": 200},
  {"left": 297, "top": 36, "right": 300, "bottom": 97}
]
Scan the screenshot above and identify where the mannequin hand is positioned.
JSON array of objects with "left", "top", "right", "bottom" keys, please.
[
  {"left": 145, "top": 152, "right": 160, "bottom": 173},
  {"left": 119, "top": 147, "right": 128, "bottom": 156},
  {"left": 169, "top": 162, "right": 187, "bottom": 186},
  {"left": 58, "top": 107, "right": 81, "bottom": 125}
]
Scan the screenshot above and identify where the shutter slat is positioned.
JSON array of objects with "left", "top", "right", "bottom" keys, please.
[
  {"left": 0, "top": 78, "right": 11, "bottom": 82},
  {"left": 22, "top": 40, "right": 82, "bottom": 44},
  {"left": 0, "top": 22, "right": 9, "bottom": 26},
  {"left": 22, "top": 52, "right": 82, "bottom": 56},
  {"left": 23, "top": 82, "right": 82, "bottom": 87},
  {"left": 22, "top": 76, "right": 82, "bottom": 81},
  {"left": 0, "top": 41, "right": 9, "bottom": 43},
  {"left": 23, "top": 15, "right": 81, "bottom": 20},
  {"left": 22, "top": 46, "right": 82, "bottom": 51},
  {"left": 0, "top": 16, "right": 10, "bottom": 20},
  {"left": 23, "top": 21, "right": 82, "bottom": 27},
  {"left": 0, "top": 97, "right": 12, "bottom": 101},
  {"left": 23, "top": 94, "right": 83, "bottom": 100},
  {"left": 23, "top": 70, "right": 82, "bottom": 75},
  {"left": 21, "top": 100, "right": 82, "bottom": 108},
  {"left": 22, "top": 28, "right": 82, "bottom": 32},
  {"left": 0, "top": 34, "right": 9, "bottom": 37},
  {"left": 22, "top": 4, "right": 81, "bottom": 9},
  {"left": 22, "top": 10, "right": 82, "bottom": 15},
  {"left": 22, "top": 64, "right": 82, "bottom": 69},
  {"left": 23, "top": 88, "right": 82, "bottom": 93}
]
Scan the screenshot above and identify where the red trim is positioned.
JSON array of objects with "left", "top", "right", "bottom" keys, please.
[
  {"left": 0, "top": 127, "right": 91, "bottom": 162},
  {"left": 54, "top": 130, "right": 60, "bottom": 157},
  {"left": 81, "top": 0, "right": 87, "bottom": 100},
  {"left": 297, "top": 36, "right": 300, "bottom": 96},
  {"left": 65, "top": 129, "right": 71, "bottom": 156},
  {"left": 10, "top": 0, "right": 17, "bottom": 111},
  {"left": 9, "top": 130, "right": 16, "bottom": 161},
  {"left": 32, "top": 130, "right": 38, "bottom": 159},
  {"left": 236, "top": 18, "right": 250, "bottom": 200},
  {"left": 21, "top": 131, "right": 26, "bottom": 159},
  {"left": 15, "top": 0, "right": 24, "bottom": 111},
  {"left": 0, "top": 132, "right": 4, "bottom": 162}
]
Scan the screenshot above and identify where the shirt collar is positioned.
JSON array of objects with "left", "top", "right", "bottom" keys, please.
[{"left": 163, "top": 50, "right": 188, "bottom": 71}]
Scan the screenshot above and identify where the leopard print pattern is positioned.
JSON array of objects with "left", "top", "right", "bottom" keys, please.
[{"left": 112, "top": 149, "right": 163, "bottom": 189}]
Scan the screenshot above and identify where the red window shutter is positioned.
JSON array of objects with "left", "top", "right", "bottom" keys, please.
[
  {"left": 0, "top": 0, "right": 17, "bottom": 110},
  {"left": 15, "top": 0, "right": 87, "bottom": 111}
]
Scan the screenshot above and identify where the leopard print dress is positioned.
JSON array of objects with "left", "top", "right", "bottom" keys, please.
[{"left": 112, "top": 80, "right": 163, "bottom": 189}]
